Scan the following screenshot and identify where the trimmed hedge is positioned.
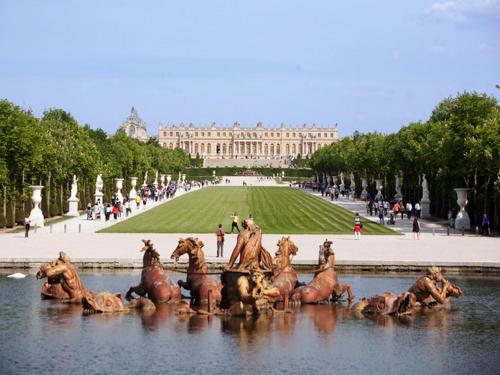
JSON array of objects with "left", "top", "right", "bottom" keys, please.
[{"left": 186, "top": 167, "right": 313, "bottom": 178}]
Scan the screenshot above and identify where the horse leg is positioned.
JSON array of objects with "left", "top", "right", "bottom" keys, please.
[
  {"left": 126, "top": 284, "right": 146, "bottom": 300},
  {"left": 178, "top": 280, "right": 190, "bottom": 291}
]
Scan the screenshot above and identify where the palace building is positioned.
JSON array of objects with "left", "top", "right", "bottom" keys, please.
[
  {"left": 120, "top": 108, "right": 339, "bottom": 167},
  {"left": 158, "top": 122, "right": 338, "bottom": 167}
]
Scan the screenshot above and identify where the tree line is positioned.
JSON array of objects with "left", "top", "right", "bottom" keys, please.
[
  {"left": 0, "top": 100, "right": 190, "bottom": 227},
  {"left": 310, "top": 92, "right": 500, "bottom": 230}
]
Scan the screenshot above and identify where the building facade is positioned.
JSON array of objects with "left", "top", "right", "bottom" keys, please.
[
  {"left": 121, "top": 107, "right": 149, "bottom": 142},
  {"left": 158, "top": 122, "right": 339, "bottom": 159}
]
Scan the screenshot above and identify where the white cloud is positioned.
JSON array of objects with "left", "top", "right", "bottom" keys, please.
[{"left": 425, "top": 0, "right": 500, "bottom": 23}]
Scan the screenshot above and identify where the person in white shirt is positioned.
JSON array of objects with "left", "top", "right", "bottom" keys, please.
[{"left": 406, "top": 202, "right": 413, "bottom": 220}]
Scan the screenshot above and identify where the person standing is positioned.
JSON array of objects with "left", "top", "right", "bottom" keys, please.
[
  {"left": 413, "top": 217, "right": 420, "bottom": 240},
  {"left": 124, "top": 199, "right": 131, "bottom": 217},
  {"left": 354, "top": 213, "right": 362, "bottom": 240},
  {"left": 378, "top": 210, "right": 384, "bottom": 225},
  {"left": 24, "top": 216, "right": 31, "bottom": 238},
  {"left": 216, "top": 224, "right": 225, "bottom": 257},
  {"left": 231, "top": 212, "right": 240, "bottom": 233},
  {"left": 481, "top": 213, "right": 490, "bottom": 236}
]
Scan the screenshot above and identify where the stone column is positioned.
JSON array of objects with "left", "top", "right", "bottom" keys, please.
[
  {"left": 454, "top": 188, "right": 471, "bottom": 230},
  {"left": 29, "top": 185, "right": 45, "bottom": 227}
]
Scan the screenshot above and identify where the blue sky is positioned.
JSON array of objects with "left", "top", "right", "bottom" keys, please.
[{"left": 1, "top": 0, "right": 499, "bottom": 136}]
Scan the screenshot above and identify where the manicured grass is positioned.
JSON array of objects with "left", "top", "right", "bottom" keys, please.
[{"left": 100, "top": 187, "right": 397, "bottom": 235}]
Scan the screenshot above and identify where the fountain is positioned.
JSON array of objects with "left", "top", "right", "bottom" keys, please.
[
  {"left": 454, "top": 188, "right": 471, "bottom": 230},
  {"left": 28, "top": 185, "right": 44, "bottom": 227},
  {"left": 66, "top": 175, "right": 79, "bottom": 217}
]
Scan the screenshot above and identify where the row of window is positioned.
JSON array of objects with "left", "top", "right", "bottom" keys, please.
[
  {"left": 161, "top": 142, "right": 322, "bottom": 154},
  {"left": 161, "top": 131, "right": 334, "bottom": 138}
]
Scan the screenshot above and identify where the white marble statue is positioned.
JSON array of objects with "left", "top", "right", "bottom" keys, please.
[
  {"left": 95, "top": 174, "right": 103, "bottom": 194},
  {"left": 422, "top": 173, "right": 429, "bottom": 201},
  {"left": 70, "top": 175, "right": 78, "bottom": 199},
  {"left": 395, "top": 175, "right": 402, "bottom": 197}
]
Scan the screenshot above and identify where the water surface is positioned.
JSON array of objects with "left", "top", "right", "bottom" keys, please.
[{"left": 0, "top": 272, "right": 499, "bottom": 375}]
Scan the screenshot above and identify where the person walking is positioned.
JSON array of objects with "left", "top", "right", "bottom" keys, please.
[
  {"left": 406, "top": 202, "right": 413, "bottom": 220},
  {"left": 413, "top": 217, "right": 420, "bottom": 240},
  {"left": 216, "top": 224, "right": 225, "bottom": 257},
  {"left": 135, "top": 195, "right": 141, "bottom": 209},
  {"left": 124, "top": 199, "right": 131, "bottom": 217},
  {"left": 231, "top": 212, "right": 240, "bottom": 233},
  {"left": 354, "top": 213, "right": 362, "bottom": 240},
  {"left": 481, "top": 213, "right": 490, "bottom": 236},
  {"left": 415, "top": 202, "right": 421, "bottom": 219},
  {"left": 112, "top": 204, "right": 118, "bottom": 220},
  {"left": 24, "top": 216, "right": 31, "bottom": 238}
]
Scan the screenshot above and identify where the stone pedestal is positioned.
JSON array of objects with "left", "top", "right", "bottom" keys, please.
[
  {"left": 129, "top": 177, "right": 138, "bottom": 200},
  {"left": 94, "top": 192, "right": 104, "bottom": 205},
  {"left": 29, "top": 185, "right": 45, "bottom": 227},
  {"left": 67, "top": 197, "right": 80, "bottom": 217},
  {"left": 454, "top": 188, "right": 471, "bottom": 230},
  {"left": 421, "top": 199, "right": 431, "bottom": 219}
]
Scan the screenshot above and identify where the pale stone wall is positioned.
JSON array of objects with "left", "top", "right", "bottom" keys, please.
[{"left": 158, "top": 121, "right": 339, "bottom": 159}]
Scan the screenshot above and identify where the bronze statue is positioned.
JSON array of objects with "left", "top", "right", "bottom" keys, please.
[
  {"left": 291, "top": 240, "right": 352, "bottom": 304},
  {"left": 170, "top": 237, "right": 222, "bottom": 310},
  {"left": 82, "top": 292, "right": 155, "bottom": 314},
  {"left": 36, "top": 251, "right": 92, "bottom": 303},
  {"left": 269, "top": 236, "right": 299, "bottom": 306},
  {"left": 354, "top": 267, "right": 463, "bottom": 317},
  {"left": 220, "top": 218, "right": 279, "bottom": 316},
  {"left": 126, "top": 240, "right": 181, "bottom": 304},
  {"left": 225, "top": 218, "right": 273, "bottom": 271},
  {"left": 407, "top": 266, "right": 463, "bottom": 306}
]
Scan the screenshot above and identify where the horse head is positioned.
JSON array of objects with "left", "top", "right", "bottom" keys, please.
[
  {"left": 170, "top": 237, "right": 205, "bottom": 266},
  {"left": 141, "top": 240, "right": 161, "bottom": 267},
  {"left": 274, "top": 236, "right": 298, "bottom": 268}
]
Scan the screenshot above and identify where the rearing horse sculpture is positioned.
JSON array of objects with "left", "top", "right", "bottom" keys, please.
[
  {"left": 291, "top": 239, "right": 353, "bottom": 304},
  {"left": 170, "top": 237, "right": 222, "bottom": 309},
  {"left": 269, "top": 236, "right": 299, "bottom": 305},
  {"left": 126, "top": 240, "right": 181, "bottom": 304}
]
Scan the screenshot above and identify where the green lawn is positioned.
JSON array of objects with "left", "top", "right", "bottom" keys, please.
[{"left": 100, "top": 187, "right": 397, "bottom": 235}]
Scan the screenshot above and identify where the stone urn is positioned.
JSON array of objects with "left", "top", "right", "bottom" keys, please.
[
  {"left": 374, "top": 178, "right": 384, "bottom": 201},
  {"left": 115, "top": 178, "right": 124, "bottom": 203},
  {"left": 29, "top": 185, "right": 44, "bottom": 227},
  {"left": 361, "top": 178, "right": 368, "bottom": 200},
  {"left": 454, "top": 188, "right": 471, "bottom": 230},
  {"left": 129, "top": 177, "right": 138, "bottom": 200}
]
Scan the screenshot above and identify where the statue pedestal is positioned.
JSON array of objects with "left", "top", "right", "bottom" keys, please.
[
  {"left": 420, "top": 199, "right": 431, "bottom": 219},
  {"left": 29, "top": 208, "right": 44, "bottom": 228},
  {"left": 66, "top": 198, "right": 80, "bottom": 217},
  {"left": 94, "top": 192, "right": 103, "bottom": 205},
  {"left": 29, "top": 185, "right": 45, "bottom": 227},
  {"left": 455, "top": 210, "right": 471, "bottom": 230}
]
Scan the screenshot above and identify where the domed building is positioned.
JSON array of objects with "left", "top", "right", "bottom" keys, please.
[{"left": 121, "top": 107, "right": 148, "bottom": 142}]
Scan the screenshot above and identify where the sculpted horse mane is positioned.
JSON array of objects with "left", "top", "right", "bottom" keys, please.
[
  {"left": 171, "top": 237, "right": 207, "bottom": 272},
  {"left": 141, "top": 239, "right": 162, "bottom": 268},
  {"left": 273, "top": 236, "right": 298, "bottom": 273}
]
